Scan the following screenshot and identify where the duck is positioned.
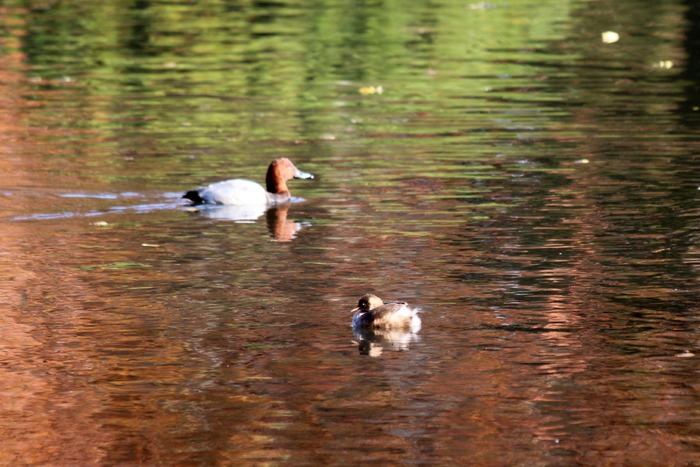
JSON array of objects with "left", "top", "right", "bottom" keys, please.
[
  {"left": 351, "top": 294, "right": 422, "bottom": 331},
  {"left": 183, "top": 158, "right": 314, "bottom": 206}
]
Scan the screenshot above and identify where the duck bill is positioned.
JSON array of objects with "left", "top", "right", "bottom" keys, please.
[
  {"left": 294, "top": 168, "right": 314, "bottom": 180},
  {"left": 351, "top": 307, "right": 360, "bottom": 313}
]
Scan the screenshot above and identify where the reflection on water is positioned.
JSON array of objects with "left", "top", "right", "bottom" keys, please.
[
  {"left": 191, "top": 203, "right": 310, "bottom": 242},
  {"left": 191, "top": 203, "right": 268, "bottom": 222},
  {"left": 265, "top": 205, "right": 309, "bottom": 242},
  {"left": 8, "top": 192, "right": 184, "bottom": 221},
  {"left": 353, "top": 327, "right": 422, "bottom": 358},
  {"left": 1, "top": 0, "right": 700, "bottom": 464}
]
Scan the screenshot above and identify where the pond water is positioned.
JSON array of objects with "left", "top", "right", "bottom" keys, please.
[{"left": 1, "top": 0, "right": 699, "bottom": 464}]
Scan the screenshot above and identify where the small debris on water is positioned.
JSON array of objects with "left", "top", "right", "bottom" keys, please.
[
  {"left": 468, "top": 2, "right": 497, "bottom": 9},
  {"left": 654, "top": 60, "right": 674, "bottom": 69},
  {"left": 601, "top": 31, "right": 619, "bottom": 44},
  {"left": 359, "top": 85, "right": 383, "bottom": 95}
]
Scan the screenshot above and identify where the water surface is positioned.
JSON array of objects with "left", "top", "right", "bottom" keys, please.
[{"left": 1, "top": 0, "right": 699, "bottom": 464}]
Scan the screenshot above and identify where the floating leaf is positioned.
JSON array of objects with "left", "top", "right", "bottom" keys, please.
[{"left": 359, "top": 85, "right": 383, "bottom": 95}]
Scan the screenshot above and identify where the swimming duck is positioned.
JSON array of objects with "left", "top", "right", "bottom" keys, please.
[
  {"left": 351, "top": 294, "right": 422, "bottom": 331},
  {"left": 183, "top": 158, "right": 314, "bottom": 206}
]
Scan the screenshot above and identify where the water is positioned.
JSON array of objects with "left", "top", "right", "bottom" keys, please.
[{"left": 1, "top": 0, "right": 699, "bottom": 464}]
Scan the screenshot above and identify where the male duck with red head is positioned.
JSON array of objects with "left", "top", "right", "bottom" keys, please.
[{"left": 183, "top": 158, "right": 314, "bottom": 206}]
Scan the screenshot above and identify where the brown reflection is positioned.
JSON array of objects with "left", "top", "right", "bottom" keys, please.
[
  {"left": 266, "top": 204, "right": 306, "bottom": 242},
  {"left": 0, "top": 12, "right": 115, "bottom": 463}
]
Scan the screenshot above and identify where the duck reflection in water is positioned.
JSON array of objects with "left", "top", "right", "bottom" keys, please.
[
  {"left": 191, "top": 204, "right": 307, "bottom": 242},
  {"left": 354, "top": 328, "right": 422, "bottom": 357},
  {"left": 351, "top": 294, "right": 422, "bottom": 357},
  {"left": 265, "top": 205, "right": 309, "bottom": 242}
]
